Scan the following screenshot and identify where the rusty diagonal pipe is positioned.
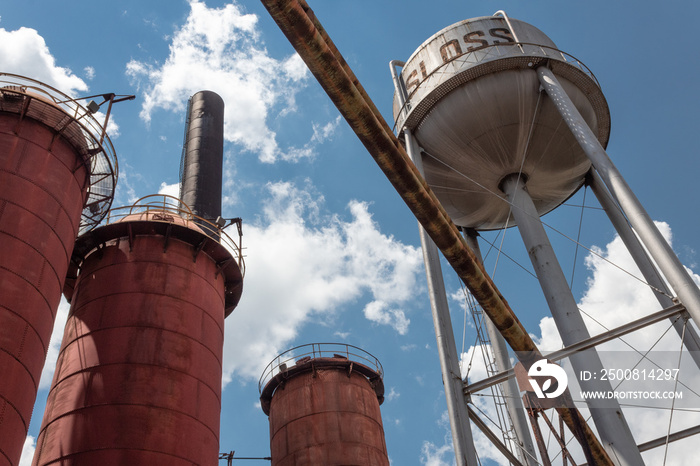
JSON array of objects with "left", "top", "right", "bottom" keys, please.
[{"left": 259, "top": 0, "right": 613, "bottom": 463}]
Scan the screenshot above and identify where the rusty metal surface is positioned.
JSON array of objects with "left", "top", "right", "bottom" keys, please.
[
  {"left": 257, "top": 2, "right": 612, "bottom": 464},
  {"left": 0, "top": 112, "right": 88, "bottom": 466},
  {"left": 260, "top": 349, "right": 385, "bottom": 415},
  {"left": 33, "top": 226, "right": 228, "bottom": 466},
  {"left": 262, "top": 356, "right": 389, "bottom": 466},
  {"left": 63, "top": 195, "right": 244, "bottom": 315},
  {"left": 0, "top": 74, "right": 118, "bottom": 233}
]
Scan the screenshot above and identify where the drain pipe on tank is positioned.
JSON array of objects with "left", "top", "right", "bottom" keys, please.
[{"left": 493, "top": 10, "right": 524, "bottom": 53}]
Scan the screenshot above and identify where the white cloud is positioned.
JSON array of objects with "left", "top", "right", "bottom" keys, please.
[
  {"left": 363, "top": 300, "right": 410, "bottom": 335},
  {"left": 386, "top": 387, "right": 400, "bottom": 402},
  {"left": 222, "top": 181, "right": 422, "bottom": 383},
  {"left": 19, "top": 435, "right": 35, "bottom": 466},
  {"left": 158, "top": 181, "right": 180, "bottom": 199},
  {"left": 445, "top": 221, "right": 700, "bottom": 465},
  {"left": 125, "top": 0, "right": 331, "bottom": 163},
  {"left": 0, "top": 27, "right": 87, "bottom": 95},
  {"left": 113, "top": 162, "right": 143, "bottom": 206},
  {"left": 420, "top": 412, "right": 455, "bottom": 466},
  {"left": 571, "top": 223, "right": 700, "bottom": 465},
  {"left": 84, "top": 66, "right": 95, "bottom": 80},
  {"left": 92, "top": 110, "right": 120, "bottom": 139},
  {"left": 420, "top": 440, "right": 453, "bottom": 466},
  {"left": 311, "top": 116, "right": 342, "bottom": 144},
  {"left": 38, "top": 298, "right": 70, "bottom": 389},
  {"left": 0, "top": 27, "right": 120, "bottom": 140}
]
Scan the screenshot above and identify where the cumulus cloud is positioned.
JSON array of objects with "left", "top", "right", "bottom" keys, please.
[
  {"left": 126, "top": 0, "right": 333, "bottom": 163},
  {"left": 158, "top": 181, "right": 180, "bottom": 199},
  {"left": 0, "top": 27, "right": 88, "bottom": 95},
  {"left": 38, "top": 298, "right": 70, "bottom": 390},
  {"left": 222, "top": 181, "right": 422, "bottom": 383},
  {"left": 19, "top": 436, "right": 35, "bottom": 466},
  {"left": 0, "top": 27, "right": 120, "bottom": 140},
  {"left": 420, "top": 411, "right": 456, "bottom": 466},
  {"left": 363, "top": 301, "right": 410, "bottom": 335},
  {"left": 420, "top": 440, "right": 453, "bottom": 466}
]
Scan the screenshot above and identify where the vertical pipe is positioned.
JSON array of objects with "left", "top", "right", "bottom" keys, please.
[
  {"left": 464, "top": 231, "right": 538, "bottom": 465},
  {"left": 180, "top": 90, "right": 225, "bottom": 221},
  {"left": 404, "top": 131, "right": 478, "bottom": 466},
  {"left": 392, "top": 58, "right": 477, "bottom": 466},
  {"left": 588, "top": 171, "right": 700, "bottom": 364},
  {"left": 537, "top": 66, "right": 700, "bottom": 333},
  {"left": 502, "top": 174, "right": 644, "bottom": 466}
]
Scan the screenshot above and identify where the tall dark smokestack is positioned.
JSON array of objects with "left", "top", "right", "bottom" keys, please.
[{"left": 179, "top": 90, "right": 224, "bottom": 220}]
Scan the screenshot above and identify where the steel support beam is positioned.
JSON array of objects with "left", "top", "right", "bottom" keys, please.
[
  {"left": 405, "top": 129, "right": 479, "bottom": 466},
  {"left": 467, "top": 406, "right": 525, "bottom": 466},
  {"left": 466, "top": 303, "right": 688, "bottom": 394},
  {"left": 637, "top": 424, "right": 700, "bottom": 452},
  {"left": 538, "top": 65, "right": 700, "bottom": 339},
  {"left": 464, "top": 231, "right": 537, "bottom": 465},
  {"left": 502, "top": 174, "right": 644, "bottom": 466},
  {"left": 588, "top": 170, "right": 700, "bottom": 368}
]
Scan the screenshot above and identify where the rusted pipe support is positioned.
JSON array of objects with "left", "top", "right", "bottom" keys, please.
[
  {"left": 258, "top": 1, "right": 612, "bottom": 463},
  {"left": 261, "top": 0, "right": 531, "bottom": 355}
]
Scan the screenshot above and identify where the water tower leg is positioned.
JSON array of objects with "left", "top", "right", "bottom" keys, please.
[
  {"left": 588, "top": 170, "right": 700, "bottom": 367},
  {"left": 537, "top": 66, "right": 700, "bottom": 334},
  {"left": 501, "top": 174, "right": 645, "bottom": 466},
  {"left": 404, "top": 130, "right": 479, "bottom": 466},
  {"left": 464, "top": 230, "right": 539, "bottom": 465}
]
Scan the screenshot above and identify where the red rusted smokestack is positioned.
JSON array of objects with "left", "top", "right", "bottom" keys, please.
[
  {"left": 32, "top": 196, "right": 244, "bottom": 465},
  {"left": 0, "top": 75, "right": 117, "bottom": 466},
  {"left": 259, "top": 344, "right": 389, "bottom": 465}
]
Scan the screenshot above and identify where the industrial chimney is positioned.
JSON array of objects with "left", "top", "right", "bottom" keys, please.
[
  {"left": 0, "top": 75, "right": 117, "bottom": 466},
  {"left": 259, "top": 344, "right": 390, "bottom": 465},
  {"left": 32, "top": 91, "right": 243, "bottom": 466},
  {"left": 179, "top": 90, "right": 225, "bottom": 221}
]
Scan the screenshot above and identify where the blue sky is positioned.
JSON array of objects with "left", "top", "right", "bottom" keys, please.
[{"left": 2, "top": 1, "right": 700, "bottom": 464}]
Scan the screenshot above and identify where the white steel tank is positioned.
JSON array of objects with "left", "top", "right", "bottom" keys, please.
[{"left": 393, "top": 15, "right": 610, "bottom": 230}]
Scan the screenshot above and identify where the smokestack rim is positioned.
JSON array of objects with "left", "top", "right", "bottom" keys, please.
[
  {"left": 259, "top": 343, "right": 385, "bottom": 415},
  {"left": 63, "top": 194, "right": 244, "bottom": 314},
  {"left": 0, "top": 72, "right": 119, "bottom": 233}
]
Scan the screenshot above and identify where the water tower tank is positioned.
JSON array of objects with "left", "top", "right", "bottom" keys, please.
[
  {"left": 259, "top": 344, "right": 389, "bottom": 466},
  {"left": 393, "top": 15, "right": 610, "bottom": 230}
]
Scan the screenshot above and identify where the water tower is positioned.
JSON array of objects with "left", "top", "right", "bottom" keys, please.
[
  {"left": 391, "top": 13, "right": 654, "bottom": 465},
  {"left": 0, "top": 74, "right": 118, "bottom": 466}
]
